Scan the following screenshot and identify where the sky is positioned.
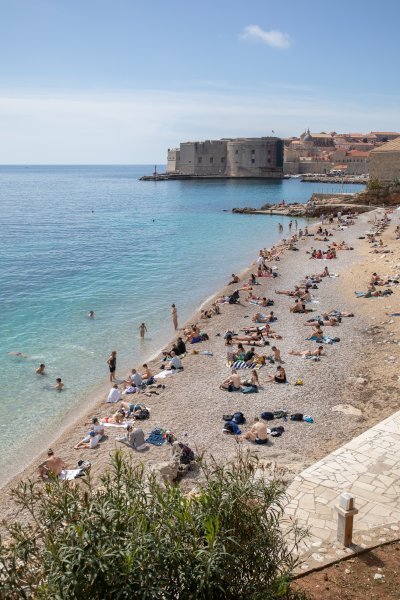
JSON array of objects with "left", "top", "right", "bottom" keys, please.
[{"left": 1, "top": 0, "right": 400, "bottom": 163}]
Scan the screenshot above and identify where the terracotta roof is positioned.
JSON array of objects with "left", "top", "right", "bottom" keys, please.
[
  {"left": 345, "top": 151, "right": 370, "bottom": 157},
  {"left": 310, "top": 133, "right": 333, "bottom": 138},
  {"left": 371, "top": 137, "right": 400, "bottom": 153},
  {"left": 370, "top": 131, "right": 400, "bottom": 135}
]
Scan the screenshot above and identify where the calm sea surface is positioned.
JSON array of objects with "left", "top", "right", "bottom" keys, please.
[{"left": 0, "top": 165, "right": 365, "bottom": 482}]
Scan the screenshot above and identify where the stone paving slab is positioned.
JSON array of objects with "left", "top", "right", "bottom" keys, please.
[{"left": 285, "top": 408, "right": 400, "bottom": 571}]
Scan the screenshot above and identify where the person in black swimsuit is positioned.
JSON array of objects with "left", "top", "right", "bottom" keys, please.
[{"left": 107, "top": 351, "right": 117, "bottom": 383}]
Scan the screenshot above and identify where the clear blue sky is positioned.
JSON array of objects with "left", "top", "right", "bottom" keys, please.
[{"left": 1, "top": 0, "right": 399, "bottom": 163}]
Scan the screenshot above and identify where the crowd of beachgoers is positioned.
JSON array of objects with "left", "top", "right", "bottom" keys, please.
[{"left": 28, "top": 206, "right": 399, "bottom": 486}]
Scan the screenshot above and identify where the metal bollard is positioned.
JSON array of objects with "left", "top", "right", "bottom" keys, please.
[{"left": 335, "top": 492, "right": 358, "bottom": 547}]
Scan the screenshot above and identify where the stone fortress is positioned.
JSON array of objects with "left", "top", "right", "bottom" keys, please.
[
  {"left": 160, "top": 130, "right": 400, "bottom": 183},
  {"left": 167, "top": 137, "right": 284, "bottom": 178}
]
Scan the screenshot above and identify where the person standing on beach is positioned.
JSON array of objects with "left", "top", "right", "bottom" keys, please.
[
  {"left": 139, "top": 322, "right": 147, "bottom": 339},
  {"left": 171, "top": 304, "right": 178, "bottom": 330},
  {"left": 107, "top": 351, "right": 117, "bottom": 383}
]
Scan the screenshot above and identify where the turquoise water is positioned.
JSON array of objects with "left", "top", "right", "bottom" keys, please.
[{"left": 0, "top": 165, "right": 365, "bottom": 481}]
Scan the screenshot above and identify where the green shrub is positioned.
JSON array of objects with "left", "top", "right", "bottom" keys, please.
[
  {"left": 0, "top": 450, "right": 307, "bottom": 599},
  {"left": 367, "top": 179, "right": 385, "bottom": 191}
]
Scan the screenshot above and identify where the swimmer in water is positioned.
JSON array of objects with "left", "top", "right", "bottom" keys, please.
[
  {"left": 55, "top": 378, "right": 64, "bottom": 391},
  {"left": 88, "top": 310, "right": 95, "bottom": 318},
  {"left": 139, "top": 322, "right": 147, "bottom": 339},
  {"left": 36, "top": 363, "right": 46, "bottom": 375},
  {"left": 8, "top": 351, "right": 30, "bottom": 358}
]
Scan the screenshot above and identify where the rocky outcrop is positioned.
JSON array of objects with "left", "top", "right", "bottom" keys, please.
[{"left": 357, "top": 184, "right": 400, "bottom": 206}]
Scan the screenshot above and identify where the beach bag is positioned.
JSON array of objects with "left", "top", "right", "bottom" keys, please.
[
  {"left": 270, "top": 426, "right": 285, "bottom": 437},
  {"left": 273, "top": 410, "right": 287, "bottom": 419},
  {"left": 222, "top": 414, "right": 233, "bottom": 421},
  {"left": 223, "top": 422, "right": 235, "bottom": 434},
  {"left": 333, "top": 337, "right": 340, "bottom": 342},
  {"left": 232, "top": 412, "right": 246, "bottom": 424},
  {"left": 290, "top": 413, "right": 303, "bottom": 421},
  {"left": 135, "top": 408, "right": 150, "bottom": 420},
  {"left": 261, "top": 411, "right": 274, "bottom": 421}
]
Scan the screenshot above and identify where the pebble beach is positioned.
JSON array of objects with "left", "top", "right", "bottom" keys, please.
[{"left": 1, "top": 207, "right": 400, "bottom": 526}]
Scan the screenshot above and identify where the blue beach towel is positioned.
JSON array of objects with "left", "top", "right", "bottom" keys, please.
[{"left": 146, "top": 428, "right": 166, "bottom": 446}]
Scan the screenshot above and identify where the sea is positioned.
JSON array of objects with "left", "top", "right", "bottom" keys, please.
[{"left": 0, "top": 165, "right": 365, "bottom": 484}]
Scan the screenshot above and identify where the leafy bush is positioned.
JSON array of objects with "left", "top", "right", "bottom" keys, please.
[
  {"left": 367, "top": 179, "right": 385, "bottom": 191},
  {"left": 0, "top": 450, "right": 307, "bottom": 599}
]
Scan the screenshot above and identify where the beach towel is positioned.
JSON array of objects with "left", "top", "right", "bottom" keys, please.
[
  {"left": 146, "top": 428, "right": 166, "bottom": 446},
  {"left": 306, "top": 336, "right": 335, "bottom": 344},
  {"left": 230, "top": 360, "right": 260, "bottom": 369},
  {"left": 102, "top": 422, "right": 129, "bottom": 428},
  {"left": 154, "top": 370, "right": 178, "bottom": 380},
  {"left": 59, "top": 469, "right": 85, "bottom": 481}
]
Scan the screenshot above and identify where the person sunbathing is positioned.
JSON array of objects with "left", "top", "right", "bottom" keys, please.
[
  {"left": 233, "top": 343, "right": 246, "bottom": 361},
  {"left": 142, "top": 364, "right": 154, "bottom": 385},
  {"left": 242, "top": 369, "right": 260, "bottom": 389},
  {"left": 328, "top": 310, "right": 354, "bottom": 317},
  {"left": 38, "top": 448, "right": 66, "bottom": 478},
  {"left": 309, "top": 328, "right": 324, "bottom": 341},
  {"left": 275, "top": 286, "right": 302, "bottom": 297},
  {"left": 220, "top": 370, "right": 242, "bottom": 392},
  {"left": 228, "top": 274, "right": 240, "bottom": 285},
  {"left": 270, "top": 346, "right": 282, "bottom": 363},
  {"left": 244, "top": 417, "right": 268, "bottom": 444},
  {"left": 232, "top": 332, "right": 265, "bottom": 343},
  {"left": 101, "top": 409, "right": 125, "bottom": 425},
  {"left": 289, "top": 346, "right": 326, "bottom": 357},
  {"left": 185, "top": 324, "right": 200, "bottom": 342},
  {"left": 248, "top": 274, "right": 258, "bottom": 286},
  {"left": 117, "top": 425, "right": 148, "bottom": 451},
  {"left": 74, "top": 430, "right": 102, "bottom": 450},
  {"left": 304, "top": 316, "right": 339, "bottom": 326},
  {"left": 249, "top": 296, "right": 273, "bottom": 307},
  {"left": 320, "top": 266, "right": 330, "bottom": 277},
  {"left": 266, "top": 366, "right": 287, "bottom": 384},
  {"left": 252, "top": 312, "right": 275, "bottom": 323},
  {"left": 290, "top": 300, "right": 306, "bottom": 313}
]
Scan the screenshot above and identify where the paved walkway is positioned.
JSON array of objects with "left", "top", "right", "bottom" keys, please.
[{"left": 285, "top": 409, "right": 400, "bottom": 571}]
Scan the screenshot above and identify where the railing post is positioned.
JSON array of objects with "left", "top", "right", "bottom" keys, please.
[{"left": 335, "top": 493, "right": 358, "bottom": 547}]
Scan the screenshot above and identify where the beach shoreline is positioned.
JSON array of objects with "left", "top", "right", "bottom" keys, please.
[
  {"left": 2, "top": 207, "right": 399, "bottom": 529},
  {"left": 0, "top": 229, "right": 296, "bottom": 491}
]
